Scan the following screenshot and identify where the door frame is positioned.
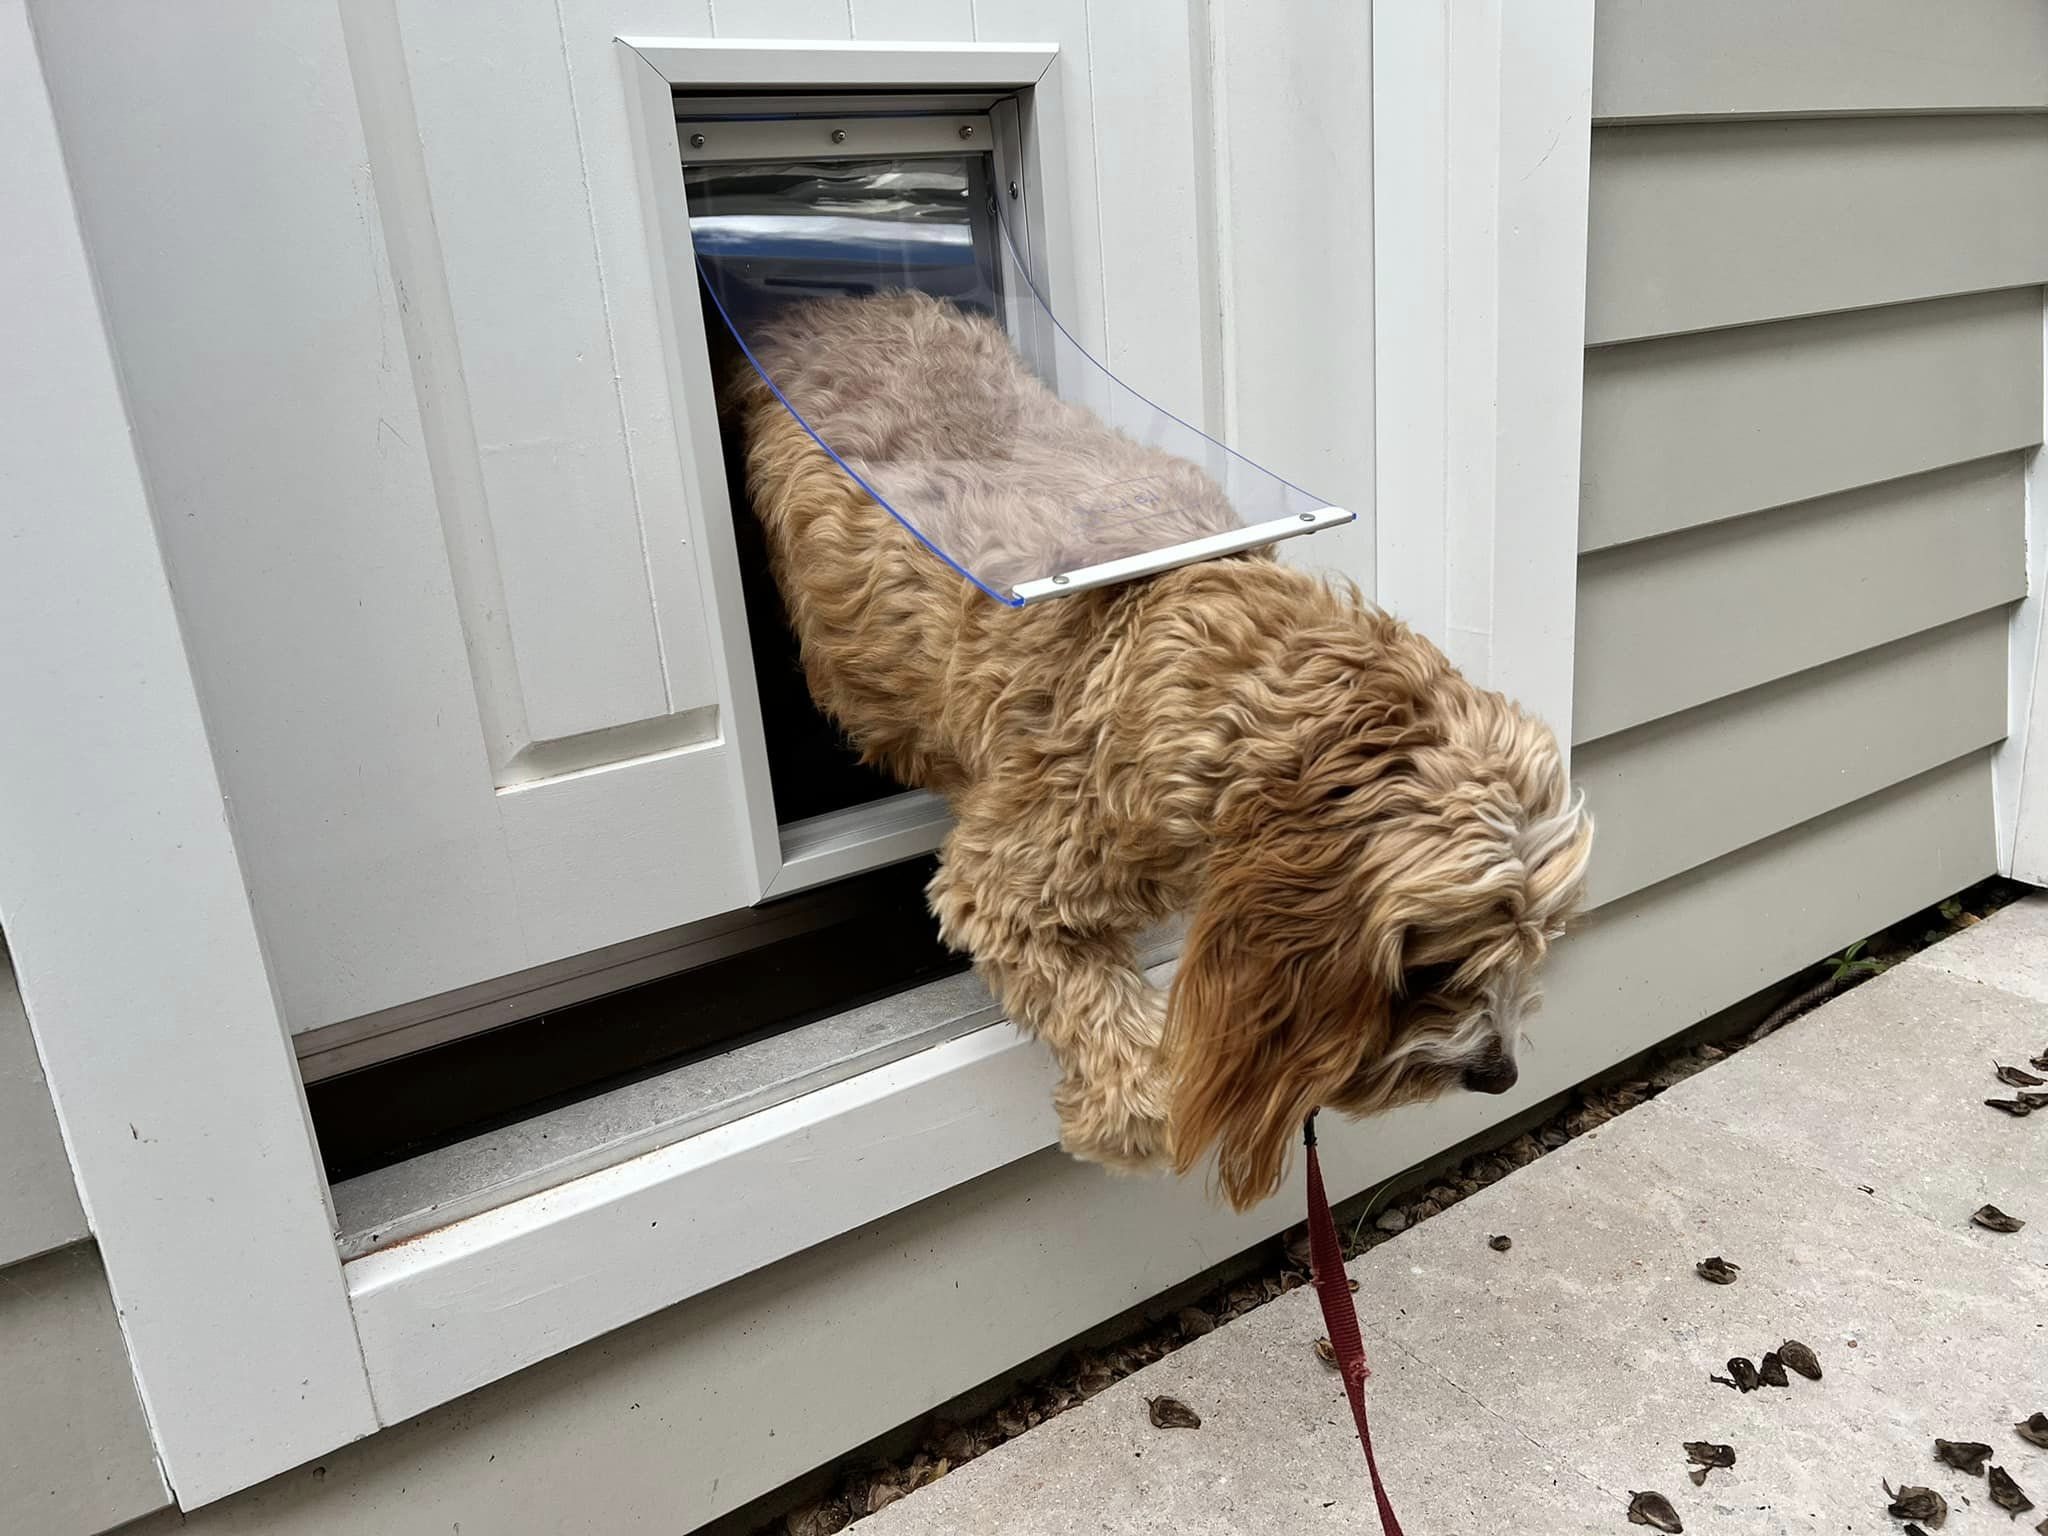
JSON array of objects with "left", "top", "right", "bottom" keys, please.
[{"left": 2, "top": 13, "right": 1594, "bottom": 1508}]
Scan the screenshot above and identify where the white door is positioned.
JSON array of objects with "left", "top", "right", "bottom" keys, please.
[{"left": 32, "top": 1, "right": 776, "bottom": 1043}]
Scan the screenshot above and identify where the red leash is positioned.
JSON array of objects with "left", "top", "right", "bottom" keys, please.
[{"left": 1303, "top": 1112, "right": 1408, "bottom": 1534}]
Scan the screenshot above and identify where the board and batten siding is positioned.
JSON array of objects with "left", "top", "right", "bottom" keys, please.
[{"left": 1574, "top": 4, "right": 2047, "bottom": 980}]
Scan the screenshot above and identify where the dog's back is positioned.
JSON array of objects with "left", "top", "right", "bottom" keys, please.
[{"left": 728, "top": 290, "right": 1252, "bottom": 792}]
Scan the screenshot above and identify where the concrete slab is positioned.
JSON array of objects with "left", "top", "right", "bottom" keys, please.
[{"left": 865, "top": 900, "right": 2048, "bottom": 1536}]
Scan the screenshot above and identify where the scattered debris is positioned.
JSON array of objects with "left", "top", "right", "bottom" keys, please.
[
  {"left": 1627, "top": 1490, "right": 1684, "bottom": 1531},
  {"left": 1883, "top": 1481, "right": 1949, "bottom": 1527},
  {"left": 1175, "top": 1308, "right": 1215, "bottom": 1339},
  {"left": 1935, "top": 1439, "right": 1994, "bottom": 1476},
  {"left": 2031, "top": 1048, "right": 2048, "bottom": 1074},
  {"left": 1146, "top": 1396, "right": 1201, "bottom": 1430},
  {"left": 1991, "top": 1466, "right": 2037, "bottom": 1519},
  {"left": 1777, "top": 1340, "right": 1823, "bottom": 1380},
  {"left": 1973, "top": 1204, "right": 2027, "bottom": 1234},
  {"left": 1725, "top": 1357, "right": 1761, "bottom": 1393},
  {"left": 1987, "top": 1097, "right": 2034, "bottom": 1118},
  {"left": 1374, "top": 1209, "right": 1409, "bottom": 1234},
  {"left": 1489, "top": 1234, "right": 1513, "bottom": 1252},
  {"left": 2017, "top": 1413, "right": 2048, "bottom": 1450},
  {"left": 1757, "top": 1352, "right": 1790, "bottom": 1388},
  {"left": 1996, "top": 1062, "right": 2048, "bottom": 1087},
  {"left": 2025, "top": 1092, "right": 2048, "bottom": 1111},
  {"left": 1695, "top": 1256, "right": 1741, "bottom": 1285},
  {"left": 1682, "top": 1441, "right": 1735, "bottom": 1486},
  {"left": 1313, "top": 1339, "right": 1338, "bottom": 1370}
]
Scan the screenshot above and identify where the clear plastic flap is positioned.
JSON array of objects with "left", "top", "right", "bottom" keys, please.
[{"left": 688, "top": 154, "right": 1350, "bottom": 606}]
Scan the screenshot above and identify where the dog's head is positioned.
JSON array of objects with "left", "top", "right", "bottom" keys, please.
[{"left": 1164, "top": 616, "right": 1592, "bottom": 1209}]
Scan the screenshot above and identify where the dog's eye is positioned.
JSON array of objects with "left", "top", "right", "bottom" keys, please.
[{"left": 1404, "top": 961, "right": 1459, "bottom": 997}]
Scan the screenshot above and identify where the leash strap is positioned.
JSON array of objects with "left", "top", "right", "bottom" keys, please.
[{"left": 1303, "top": 1113, "right": 1407, "bottom": 1535}]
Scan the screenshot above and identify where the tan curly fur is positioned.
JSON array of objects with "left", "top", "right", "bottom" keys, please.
[{"left": 729, "top": 290, "right": 1592, "bottom": 1210}]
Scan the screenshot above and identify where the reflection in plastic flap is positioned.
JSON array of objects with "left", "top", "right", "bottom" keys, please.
[{"left": 688, "top": 154, "right": 1350, "bottom": 606}]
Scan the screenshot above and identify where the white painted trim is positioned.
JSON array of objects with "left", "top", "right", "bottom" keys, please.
[
  {"left": 1996, "top": 290, "right": 2048, "bottom": 879},
  {"left": 0, "top": 3, "right": 375, "bottom": 1503},
  {"left": 620, "top": 36, "right": 1058, "bottom": 90},
  {"left": 676, "top": 110, "right": 993, "bottom": 164},
  {"left": 1371, "top": 0, "right": 1594, "bottom": 760},
  {"left": 346, "top": 1022, "right": 1061, "bottom": 1425}
]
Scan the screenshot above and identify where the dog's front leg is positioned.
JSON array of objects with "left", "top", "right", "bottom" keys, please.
[{"left": 928, "top": 832, "right": 1171, "bottom": 1174}]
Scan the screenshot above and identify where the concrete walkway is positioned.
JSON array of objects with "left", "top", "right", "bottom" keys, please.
[{"left": 866, "top": 898, "right": 2048, "bottom": 1535}]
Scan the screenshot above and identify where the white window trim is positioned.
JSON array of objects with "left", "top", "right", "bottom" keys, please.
[{"left": 2, "top": 17, "right": 1592, "bottom": 1508}]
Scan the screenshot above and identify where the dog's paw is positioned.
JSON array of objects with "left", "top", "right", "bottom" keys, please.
[{"left": 1053, "top": 1071, "right": 1173, "bottom": 1175}]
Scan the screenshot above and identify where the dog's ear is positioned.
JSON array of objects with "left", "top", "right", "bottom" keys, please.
[{"left": 1164, "top": 814, "right": 1393, "bottom": 1211}]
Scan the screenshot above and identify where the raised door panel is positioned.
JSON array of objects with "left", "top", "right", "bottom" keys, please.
[{"left": 35, "top": 0, "right": 763, "bottom": 1033}]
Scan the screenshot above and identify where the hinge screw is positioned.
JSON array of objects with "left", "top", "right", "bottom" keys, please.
[
  {"left": 689, "top": 133, "right": 705, "bottom": 149},
  {"left": 831, "top": 128, "right": 848, "bottom": 144},
  {"left": 958, "top": 124, "right": 975, "bottom": 140},
  {"left": 1299, "top": 512, "right": 1317, "bottom": 522},
  {"left": 1051, "top": 574, "right": 1069, "bottom": 585},
  {"left": 1008, "top": 179, "right": 1020, "bottom": 199}
]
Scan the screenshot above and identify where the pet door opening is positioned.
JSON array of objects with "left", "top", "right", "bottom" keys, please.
[{"left": 685, "top": 117, "right": 1352, "bottom": 611}]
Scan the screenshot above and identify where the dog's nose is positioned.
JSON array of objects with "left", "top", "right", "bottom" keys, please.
[{"left": 1461, "top": 1054, "right": 1518, "bottom": 1095}]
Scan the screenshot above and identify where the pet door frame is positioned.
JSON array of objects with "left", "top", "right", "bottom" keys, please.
[{"left": 630, "top": 46, "right": 1078, "bottom": 902}]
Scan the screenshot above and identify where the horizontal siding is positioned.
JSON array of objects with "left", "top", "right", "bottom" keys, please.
[
  {"left": 0, "top": 1243, "right": 169, "bottom": 1535},
  {"left": 1594, "top": 0, "right": 2048, "bottom": 121},
  {"left": 1582, "top": 288, "right": 2045, "bottom": 551},
  {"left": 1545, "top": 754, "right": 1996, "bottom": 1084},
  {"left": 1575, "top": 454, "right": 2025, "bottom": 744},
  {"left": 1576, "top": 613, "right": 2008, "bottom": 909},
  {"left": 0, "top": 936, "right": 87, "bottom": 1267},
  {"left": 1587, "top": 115, "right": 2048, "bottom": 343},
  {"left": 113, "top": 760, "right": 1996, "bottom": 1536}
]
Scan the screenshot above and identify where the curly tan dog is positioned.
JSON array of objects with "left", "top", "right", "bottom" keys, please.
[{"left": 729, "top": 290, "right": 1592, "bottom": 1209}]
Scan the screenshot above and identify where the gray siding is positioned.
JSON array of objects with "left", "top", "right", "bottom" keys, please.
[
  {"left": 1593, "top": 0, "right": 2048, "bottom": 121},
  {"left": 1587, "top": 115, "right": 2048, "bottom": 344},
  {"left": 1, "top": 934, "right": 87, "bottom": 1266},
  {"left": 1577, "top": 1, "right": 2043, "bottom": 955},
  {"left": 0, "top": 1243, "right": 168, "bottom": 1535},
  {"left": 0, "top": 940, "right": 168, "bottom": 1535}
]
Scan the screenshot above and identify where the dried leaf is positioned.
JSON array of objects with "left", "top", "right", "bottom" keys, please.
[
  {"left": 1146, "top": 1396, "right": 1201, "bottom": 1430},
  {"left": 1313, "top": 1338, "right": 1339, "bottom": 1370},
  {"left": 865, "top": 1483, "right": 907, "bottom": 1516},
  {"left": 2024, "top": 1092, "right": 2048, "bottom": 1111},
  {"left": 1683, "top": 1441, "right": 1735, "bottom": 1470},
  {"left": 2017, "top": 1412, "right": 2048, "bottom": 1449},
  {"left": 1998, "top": 1062, "right": 2048, "bottom": 1087},
  {"left": 1348, "top": 1276, "right": 1360, "bottom": 1293},
  {"left": 1974, "top": 1204, "right": 2027, "bottom": 1233},
  {"left": 1176, "top": 1307, "right": 1216, "bottom": 1339},
  {"left": 1991, "top": 1465, "right": 2037, "bottom": 1518},
  {"left": 2031, "top": 1049, "right": 2048, "bottom": 1074},
  {"left": 1884, "top": 1481, "right": 1949, "bottom": 1527},
  {"left": 1988, "top": 1097, "right": 2035, "bottom": 1117},
  {"left": 1935, "top": 1438, "right": 1994, "bottom": 1475},
  {"left": 1726, "top": 1357, "right": 1761, "bottom": 1393},
  {"left": 1708, "top": 1373, "right": 1739, "bottom": 1391},
  {"left": 785, "top": 1497, "right": 851, "bottom": 1536},
  {"left": 1489, "top": 1234, "right": 1513, "bottom": 1252},
  {"left": 1627, "top": 1489, "right": 1683, "bottom": 1531},
  {"left": 1757, "top": 1351, "right": 1790, "bottom": 1388},
  {"left": 1374, "top": 1209, "right": 1409, "bottom": 1234},
  {"left": 1778, "top": 1339, "right": 1823, "bottom": 1380},
  {"left": 1695, "top": 1256, "right": 1741, "bottom": 1285},
  {"left": 1687, "top": 1467, "right": 1707, "bottom": 1487}
]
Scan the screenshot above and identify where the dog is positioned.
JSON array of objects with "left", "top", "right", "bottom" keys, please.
[{"left": 726, "top": 289, "right": 1592, "bottom": 1210}]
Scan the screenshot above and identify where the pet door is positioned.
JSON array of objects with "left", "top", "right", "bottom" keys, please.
[{"left": 682, "top": 110, "right": 1353, "bottom": 607}]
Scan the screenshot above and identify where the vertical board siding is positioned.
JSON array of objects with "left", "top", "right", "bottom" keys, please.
[{"left": 1582, "top": 287, "right": 2045, "bottom": 551}]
